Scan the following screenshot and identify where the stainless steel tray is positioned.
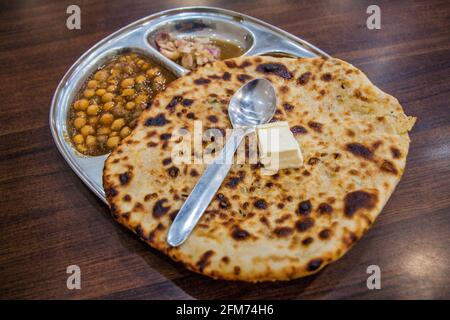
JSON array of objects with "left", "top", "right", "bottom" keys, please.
[{"left": 49, "top": 6, "right": 330, "bottom": 204}]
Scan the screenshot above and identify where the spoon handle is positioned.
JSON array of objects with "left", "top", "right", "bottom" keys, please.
[{"left": 167, "top": 129, "right": 246, "bottom": 247}]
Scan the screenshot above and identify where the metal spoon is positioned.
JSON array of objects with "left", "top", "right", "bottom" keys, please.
[{"left": 167, "top": 78, "right": 277, "bottom": 247}]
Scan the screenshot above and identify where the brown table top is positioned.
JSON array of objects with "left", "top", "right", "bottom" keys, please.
[{"left": 1, "top": 0, "right": 449, "bottom": 299}]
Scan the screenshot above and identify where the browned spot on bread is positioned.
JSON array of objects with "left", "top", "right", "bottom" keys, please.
[
  {"left": 283, "top": 102, "right": 294, "bottom": 112},
  {"left": 295, "top": 217, "right": 315, "bottom": 232},
  {"left": 166, "top": 96, "right": 182, "bottom": 112},
  {"left": 196, "top": 250, "right": 214, "bottom": 272},
  {"left": 237, "top": 74, "right": 252, "bottom": 83},
  {"left": 234, "top": 266, "right": 241, "bottom": 275},
  {"left": 346, "top": 143, "right": 373, "bottom": 160},
  {"left": 254, "top": 199, "right": 268, "bottom": 210},
  {"left": 160, "top": 133, "right": 172, "bottom": 140},
  {"left": 194, "top": 78, "right": 211, "bottom": 85},
  {"left": 182, "top": 98, "right": 193, "bottom": 107},
  {"left": 153, "top": 199, "right": 170, "bottom": 218},
  {"left": 169, "top": 210, "right": 179, "bottom": 221},
  {"left": 207, "top": 115, "right": 218, "bottom": 123},
  {"left": 346, "top": 129, "right": 355, "bottom": 137},
  {"left": 344, "top": 190, "right": 377, "bottom": 217},
  {"left": 167, "top": 166, "right": 180, "bottom": 178},
  {"left": 297, "top": 200, "right": 312, "bottom": 215},
  {"left": 222, "top": 72, "right": 231, "bottom": 80},
  {"left": 319, "top": 229, "right": 331, "bottom": 240},
  {"left": 105, "top": 187, "right": 118, "bottom": 199},
  {"left": 144, "top": 113, "right": 170, "bottom": 126},
  {"left": 231, "top": 226, "right": 250, "bottom": 240},
  {"left": 221, "top": 256, "right": 230, "bottom": 264},
  {"left": 240, "top": 60, "right": 252, "bottom": 68},
  {"left": 225, "top": 61, "right": 237, "bottom": 68},
  {"left": 216, "top": 193, "right": 230, "bottom": 209},
  {"left": 308, "top": 121, "right": 323, "bottom": 133},
  {"left": 256, "top": 63, "right": 293, "bottom": 79},
  {"left": 274, "top": 227, "right": 294, "bottom": 237},
  {"left": 297, "top": 72, "right": 312, "bottom": 85},
  {"left": 307, "top": 258, "right": 323, "bottom": 271},
  {"left": 391, "top": 147, "right": 401, "bottom": 159},
  {"left": 119, "top": 171, "right": 132, "bottom": 185},
  {"left": 226, "top": 176, "right": 241, "bottom": 188},
  {"left": 280, "top": 86, "right": 289, "bottom": 93},
  {"left": 291, "top": 125, "right": 308, "bottom": 135},
  {"left": 372, "top": 140, "right": 382, "bottom": 150},
  {"left": 380, "top": 160, "right": 398, "bottom": 175},
  {"left": 148, "top": 223, "right": 164, "bottom": 243},
  {"left": 354, "top": 89, "right": 368, "bottom": 102},
  {"left": 343, "top": 231, "right": 358, "bottom": 247},
  {"left": 302, "top": 237, "right": 313, "bottom": 246},
  {"left": 321, "top": 73, "right": 332, "bottom": 81},
  {"left": 186, "top": 112, "right": 196, "bottom": 119},
  {"left": 123, "top": 194, "right": 131, "bottom": 202},
  {"left": 144, "top": 193, "right": 157, "bottom": 201},
  {"left": 162, "top": 157, "right": 172, "bottom": 166},
  {"left": 318, "top": 203, "right": 333, "bottom": 214},
  {"left": 135, "top": 224, "right": 144, "bottom": 239}
]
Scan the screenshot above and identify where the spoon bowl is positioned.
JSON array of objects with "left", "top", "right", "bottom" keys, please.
[{"left": 228, "top": 78, "right": 277, "bottom": 128}]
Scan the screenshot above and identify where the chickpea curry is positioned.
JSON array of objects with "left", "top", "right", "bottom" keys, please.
[{"left": 69, "top": 52, "right": 175, "bottom": 156}]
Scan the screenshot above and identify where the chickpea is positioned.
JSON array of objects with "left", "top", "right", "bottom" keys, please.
[
  {"left": 97, "top": 127, "right": 111, "bottom": 135},
  {"left": 74, "top": 99, "right": 86, "bottom": 110},
  {"left": 121, "top": 78, "right": 135, "bottom": 88},
  {"left": 80, "top": 125, "right": 95, "bottom": 136},
  {"left": 120, "top": 126, "right": 131, "bottom": 138},
  {"left": 73, "top": 134, "right": 84, "bottom": 144},
  {"left": 87, "top": 80, "right": 98, "bottom": 89},
  {"left": 141, "top": 63, "right": 149, "bottom": 70},
  {"left": 125, "top": 101, "right": 135, "bottom": 110},
  {"left": 83, "top": 89, "right": 95, "bottom": 98},
  {"left": 85, "top": 135, "right": 97, "bottom": 146},
  {"left": 111, "top": 118, "right": 125, "bottom": 131},
  {"left": 146, "top": 68, "right": 159, "bottom": 77},
  {"left": 110, "top": 131, "right": 118, "bottom": 137},
  {"left": 111, "top": 69, "right": 121, "bottom": 76},
  {"left": 121, "top": 88, "right": 135, "bottom": 97},
  {"left": 135, "top": 75, "right": 146, "bottom": 84},
  {"left": 88, "top": 117, "right": 98, "bottom": 125},
  {"left": 86, "top": 104, "right": 100, "bottom": 116},
  {"left": 136, "top": 59, "right": 144, "bottom": 66},
  {"left": 102, "top": 92, "right": 114, "bottom": 103},
  {"left": 103, "top": 101, "right": 114, "bottom": 111},
  {"left": 95, "top": 88, "right": 106, "bottom": 96},
  {"left": 73, "top": 117, "right": 86, "bottom": 129},
  {"left": 76, "top": 144, "right": 87, "bottom": 153},
  {"left": 106, "top": 85, "right": 116, "bottom": 92},
  {"left": 154, "top": 76, "right": 165, "bottom": 85},
  {"left": 76, "top": 111, "right": 87, "bottom": 118},
  {"left": 94, "top": 70, "right": 108, "bottom": 81},
  {"left": 107, "top": 136, "right": 120, "bottom": 148},
  {"left": 135, "top": 94, "right": 148, "bottom": 105},
  {"left": 97, "top": 135, "right": 107, "bottom": 144},
  {"left": 99, "top": 113, "right": 114, "bottom": 125}
]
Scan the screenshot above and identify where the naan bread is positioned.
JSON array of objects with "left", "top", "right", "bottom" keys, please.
[{"left": 103, "top": 56, "right": 415, "bottom": 281}]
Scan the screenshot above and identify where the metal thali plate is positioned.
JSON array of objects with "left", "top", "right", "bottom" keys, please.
[{"left": 49, "top": 6, "right": 330, "bottom": 204}]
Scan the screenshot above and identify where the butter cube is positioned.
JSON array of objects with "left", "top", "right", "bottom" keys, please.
[{"left": 256, "top": 121, "right": 303, "bottom": 172}]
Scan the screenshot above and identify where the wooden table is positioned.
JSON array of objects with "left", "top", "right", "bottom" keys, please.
[{"left": 1, "top": 0, "right": 449, "bottom": 300}]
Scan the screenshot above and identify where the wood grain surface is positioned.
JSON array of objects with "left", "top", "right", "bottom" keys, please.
[{"left": 0, "top": 0, "right": 449, "bottom": 299}]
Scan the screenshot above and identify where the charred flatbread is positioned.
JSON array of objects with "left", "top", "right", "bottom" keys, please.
[{"left": 103, "top": 56, "right": 415, "bottom": 281}]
